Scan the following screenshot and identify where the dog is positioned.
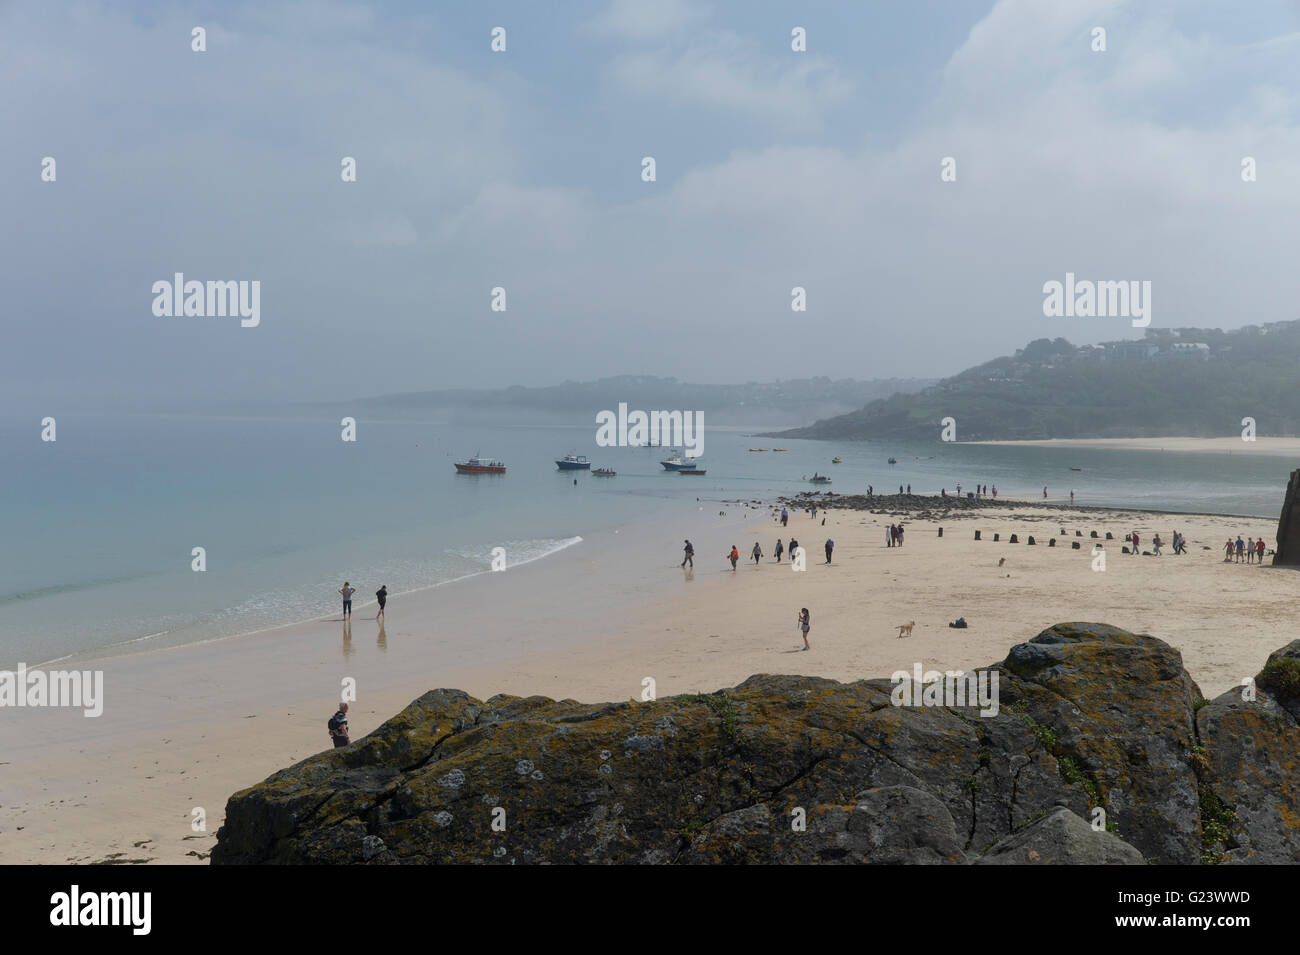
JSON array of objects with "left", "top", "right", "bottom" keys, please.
[
  {"left": 896, "top": 620, "right": 915, "bottom": 638},
  {"left": 997, "top": 557, "right": 1006, "bottom": 567}
]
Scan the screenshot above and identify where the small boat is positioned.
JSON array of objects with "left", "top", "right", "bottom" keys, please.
[
  {"left": 556, "top": 452, "right": 591, "bottom": 470},
  {"left": 809, "top": 474, "right": 832, "bottom": 484},
  {"left": 888, "top": 457, "right": 898, "bottom": 464},
  {"left": 749, "top": 448, "right": 769, "bottom": 452},
  {"left": 772, "top": 448, "right": 788, "bottom": 452},
  {"left": 1070, "top": 467, "right": 1082, "bottom": 471},
  {"left": 679, "top": 469, "right": 707, "bottom": 475},
  {"left": 455, "top": 455, "right": 506, "bottom": 474},
  {"left": 592, "top": 467, "right": 616, "bottom": 476},
  {"left": 661, "top": 450, "right": 698, "bottom": 471},
  {"left": 831, "top": 457, "right": 842, "bottom": 464}
]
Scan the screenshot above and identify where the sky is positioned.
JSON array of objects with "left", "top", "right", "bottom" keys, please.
[{"left": 3, "top": 0, "right": 1298, "bottom": 409}]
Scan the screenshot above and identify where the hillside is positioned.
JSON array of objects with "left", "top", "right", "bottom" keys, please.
[
  {"left": 344, "top": 374, "right": 935, "bottom": 428},
  {"left": 769, "top": 321, "right": 1300, "bottom": 441}
]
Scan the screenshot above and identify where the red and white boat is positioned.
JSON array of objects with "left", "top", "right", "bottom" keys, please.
[
  {"left": 454, "top": 455, "right": 506, "bottom": 474},
  {"left": 592, "top": 467, "right": 616, "bottom": 476}
]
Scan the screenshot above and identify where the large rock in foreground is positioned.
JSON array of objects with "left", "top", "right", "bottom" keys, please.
[{"left": 212, "top": 623, "right": 1300, "bottom": 864}]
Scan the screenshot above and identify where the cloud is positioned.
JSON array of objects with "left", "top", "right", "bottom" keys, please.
[{"left": 584, "top": 0, "right": 709, "bottom": 40}]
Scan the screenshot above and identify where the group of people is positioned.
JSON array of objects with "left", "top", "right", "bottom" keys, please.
[
  {"left": 709, "top": 536, "right": 836, "bottom": 569},
  {"left": 337, "top": 581, "right": 388, "bottom": 620},
  {"left": 1225, "top": 535, "right": 1268, "bottom": 563},
  {"left": 886, "top": 523, "right": 905, "bottom": 547}
]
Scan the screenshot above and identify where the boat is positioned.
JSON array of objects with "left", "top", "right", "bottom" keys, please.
[
  {"left": 455, "top": 455, "right": 506, "bottom": 474},
  {"left": 809, "top": 474, "right": 832, "bottom": 484},
  {"left": 661, "top": 450, "right": 699, "bottom": 471},
  {"left": 749, "top": 448, "right": 769, "bottom": 452},
  {"left": 772, "top": 448, "right": 788, "bottom": 452},
  {"left": 555, "top": 452, "right": 591, "bottom": 470},
  {"left": 831, "top": 457, "right": 842, "bottom": 464},
  {"left": 888, "top": 457, "right": 898, "bottom": 464},
  {"left": 679, "top": 469, "right": 707, "bottom": 475},
  {"left": 1070, "top": 467, "right": 1082, "bottom": 471},
  {"left": 592, "top": 467, "right": 616, "bottom": 476}
]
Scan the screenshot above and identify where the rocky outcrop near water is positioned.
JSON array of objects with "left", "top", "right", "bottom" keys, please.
[
  {"left": 212, "top": 623, "right": 1300, "bottom": 864},
  {"left": 1271, "top": 468, "right": 1300, "bottom": 565}
]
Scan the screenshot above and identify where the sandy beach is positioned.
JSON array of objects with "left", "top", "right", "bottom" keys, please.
[
  {"left": 968, "top": 436, "right": 1300, "bottom": 457},
  {"left": 1, "top": 497, "right": 1290, "bottom": 865}
]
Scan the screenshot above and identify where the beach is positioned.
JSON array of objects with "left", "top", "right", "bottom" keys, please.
[
  {"left": 968, "top": 436, "right": 1300, "bottom": 457},
  {"left": 0, "top": 497, "right": 1289, "bottom": 864}
]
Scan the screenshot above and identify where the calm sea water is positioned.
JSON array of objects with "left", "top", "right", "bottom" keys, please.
[{"left": 1, "top": 412, "right": 1291, "bottom": 667}]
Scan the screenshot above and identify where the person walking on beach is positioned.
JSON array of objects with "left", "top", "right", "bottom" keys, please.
[
  {"left": 1235, "top": 536, "right": 1245, "bottom": 562},
  {"left": 728, "top": 545, "right": 739, "bottom": 571},
  {"left": 1246, "top": 537, "right": 1255, "bottom": 564},
  {"left": 781, "top": 507, "right": 789, "bottom": 527},
  {"left": 897, "top": 524, "right": 905, "bottom": 547},
  {"left": 375, "top": 585, "right": 388, "bottom": 619},
  {"left": 797, "top": 607, "right": 811, "bottom": 651},
  {"left": 774, "top": 538, "right": 784, "bottom": 563},
  {"left": 680, "top": 539, "right": 695, "bottom": 568},
  {"left": 751, "top": 542, "right": 763, "bottom": 565},
  {"left": 328, "top": 701, "right": 350, "bottom": 748},
  {"left": 1257, "top": 537, "right": 1266, "bottom": 563},
  {"left": 1224, "top": 538, "right": 1234, "bottom": 562},
  {"left": 824, "top": 538, "right": 834, "bottom": 563},
  {"left": 1152, "top": 533, "right": 1162, "bottom": 556},
  {"left": 338, "top": 582, "right": 355, "bottom": 618},
  {"left": 1130, "top": 531, "right": 1139, "bottom": 555}
]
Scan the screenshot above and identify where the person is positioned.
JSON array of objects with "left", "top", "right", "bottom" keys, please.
[
  {"left": 941, "top": 488, "right": 946, "bottom": 497},
  {"left": 781, "top": 507, "right": 789, "bottom": 527},
  {"left": 906, "top": 484, "right": 911, "bottom": 494},
  {"left": 899, "top": 484, "right": 903, "bottom": 494},
  {"left": 1246, "top": 537, "right": 1255, "bottom": 564},
  {"left": 774, "top": 538, "right": 784, "bottom": 563},
  {"left": 992, "top": 485, "right": 997, "bottom": 499},
  {"left": 897, "top": 524, "right": 905, "bottom": 547},
  {"left": 681, "top": 539, "right": 694, "bottom": 568},
  {"left": 1257, "top": 537, "right": 1266, "bottom": 563},
  {"left": 887, "top": 524, "right": 894, "bottom": 547},
  {"left": 1152, "top": 533, "right": 1162, "bottom": 556},
  {"left": 868, "top": 485, "right": 873, "bottom": 496},
  {"left": 1043, "top": 486, "right": 1048, "bottom": 499},
  {"left": 375, "top": 585, "right": 387, "bottom": 619},
  {"left": 751, "top": 542, "right": 763, "bottom": 565},
  {"left": 789, "top": 538, "right": 800, "bottom": 563},
  {"left": 811, "top": 506, "right": 818, "bottom": 520},
  {"left": 328, "top": 701, "right": 350, "bottom": 748},
  {"left": 1070, "top": 490, "right": 1075, "bottom": 504},
  {"left": 728, "top": 545, "right": 739, "bottom": 571},
  {"left": 338, "top": 581, "right": 355, "bottom": 618},
  {"left": 1235, "top": 536, "right": 1245, "bottom": 563},
  {"left": 824, "top": 538, "right": 834, "bottom": 563},
  {"left": 956, "top": 483, "right": 962, "bottom": 495},
  {"left": 1224, "top": 538, "right": 1234, "bottom": 562},
  {"left": 1130, "top": 531, "right": 1139, "bottom": 555},
  {"left": 797, "top": 607, "right": 810, "bottom": 651}
]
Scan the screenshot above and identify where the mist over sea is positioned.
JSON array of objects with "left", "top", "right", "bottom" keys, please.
[{"left": 1, "top": 412, "right": 1288, "bottom": 668}]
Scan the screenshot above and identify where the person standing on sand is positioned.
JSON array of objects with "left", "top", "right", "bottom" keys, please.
[
  {"left": 1130, "top": 531, "right": 1139, "bottom": 555},
  {"left": 774, "top": 538, "right": 784, "bottom": 562},
  {"left": 728, "top": 545, "right": 739, "bottom": 571},
  {"left": 375, "top": 585, "right": 388, "bottom": 619},
  {"left": 1224, "top": 538, "right": 1234, "bottom": 562},
  {"left": 797, "top": 608, "right": 811, "bottom": 651},
  {"left": 824, "top": 538, "right": 834, "bottom": 563},
  {"left": 752, "top": 542, "right": 763, "bottom": 565},
  {"left": 1236, "top": 536, "right": 1245, "bottom": 562},
  {"left": 1152, "top": 533, "right": 1162, "bottom": 556},
  {"left": 338, "top": 582, "right": 355, "bottom": 618},
  {"left": 898, "top": 525, "right": 905, "bottom": 546},
  {"left": 887, "top": 524, "right": 894, "bottom": 547},
  {"left": 781, "top": 507, "right": 789, "bottom": 527},
  {"left": 1246, "top": 537, "right": 1254, "bottom": 564},
  {"left": 329, "top": 701, "right": 350, "bottom": 748},
  {"left": 681, "top": 539, "right": 694, "bottom": 568},
  {"left": 1257, "top": 537, "right": 1266, "bottom": 562}
]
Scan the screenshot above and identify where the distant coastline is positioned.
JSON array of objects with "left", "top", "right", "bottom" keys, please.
[{"left": 965, "top": 436, "right": 1300, "bottom": 457}]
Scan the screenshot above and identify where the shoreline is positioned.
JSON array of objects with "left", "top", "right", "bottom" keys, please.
[
  {"left": 964, "top": 436, "right": 1300, "bottom": 457},
  {"left": 2, "top": 496, "right": 1290, "bottom": 864}
]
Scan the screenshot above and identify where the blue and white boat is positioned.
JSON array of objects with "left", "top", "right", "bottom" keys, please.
[{"left": 555, "top": 452, "right": 591, "bottom": 470}]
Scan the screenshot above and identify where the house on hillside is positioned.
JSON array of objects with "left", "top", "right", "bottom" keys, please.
[{"left": 1169, "top": 342, "right": 1210, "bottom": 359}]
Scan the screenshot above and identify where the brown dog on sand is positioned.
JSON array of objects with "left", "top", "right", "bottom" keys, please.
[{"left": 896, "top": 621, "right": 915, "bottom": 638}]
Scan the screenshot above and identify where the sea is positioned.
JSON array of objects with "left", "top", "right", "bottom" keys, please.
[{"left": 1, "top": 411, "right": 1292, "bottom": 668}]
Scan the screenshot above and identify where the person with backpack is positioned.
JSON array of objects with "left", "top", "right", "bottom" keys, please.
[{"left": 328, "top": 701, "right": 350, "bottom": 748}]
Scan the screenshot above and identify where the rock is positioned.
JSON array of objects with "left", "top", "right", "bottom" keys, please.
[
  {"left": 212, "top": 624, "right": 1293, "bottom": 865},
  {"left": 1272, "top": 469, "right": 1300, "bottom": 564},
  {"left": 975, "top": 807, "right": 1144, "bottom": 864},
  {"left": 1072, "top": 541, "right": 1081, "bottom": 549}
]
